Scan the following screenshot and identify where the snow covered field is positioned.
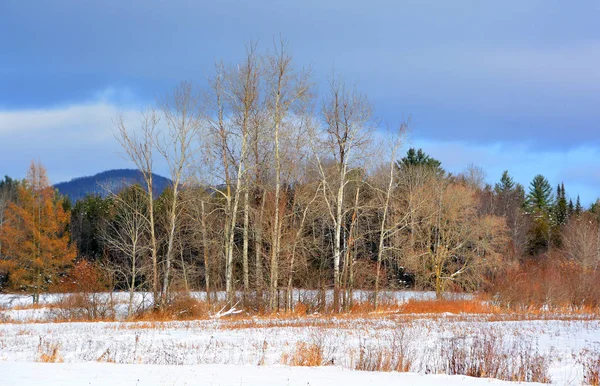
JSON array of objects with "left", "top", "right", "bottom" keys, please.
[
  {"left": 0, "top": 362, "right": 546, "bottom": 386},
  {"left": 1, "top": 292, "right": 599, "bottom": 385}
]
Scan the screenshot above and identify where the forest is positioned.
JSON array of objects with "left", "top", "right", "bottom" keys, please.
[{"left": 1, "top": 42, "right": 599, "bottom": 316}]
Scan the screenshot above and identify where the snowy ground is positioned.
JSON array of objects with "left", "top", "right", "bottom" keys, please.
[
  {"left": 0, "top": 362, "right": 546, "bottom": 386},
  {"left": 1, "top": 291, "right": 598, "bottom": 385}
]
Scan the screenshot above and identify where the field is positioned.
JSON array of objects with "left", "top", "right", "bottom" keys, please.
[{"left": 1, "top": 291, "right": 599, "bottom": 385}]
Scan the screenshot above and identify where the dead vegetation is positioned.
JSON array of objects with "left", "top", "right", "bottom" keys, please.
[{"left": 37, "top": 338, "right": 63, "bottom": 363}]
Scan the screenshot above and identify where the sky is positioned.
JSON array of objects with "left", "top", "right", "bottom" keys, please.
[{"left": 0, "top": 0, "right": 599, "bottom": 205}]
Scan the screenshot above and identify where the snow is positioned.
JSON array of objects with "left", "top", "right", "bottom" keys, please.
[
  {"left": 0, "top": 362, "right": 544, "bottom": 386},
  {"left": 1, "top": 291, "right": 598, "bottom": 385}
]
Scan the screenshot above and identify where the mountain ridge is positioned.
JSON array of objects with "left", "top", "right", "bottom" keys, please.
[{"left": 54, "top": 169, "right": 171, "bottom": 202}]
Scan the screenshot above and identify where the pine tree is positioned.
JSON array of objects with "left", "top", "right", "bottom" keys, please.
[
  {"left": 568, "top": 199, "right": 575, "bottom": 217},
  {"left": 526, "top": 174, "right": 554, "bottom": 214},
  {"left": 397, "top": 148, "right": 444, "bottom": 174},
  {"left": 554, "top": 183, "right": 568, "bottom": 226},
  {"left": 575, "top": 195, "right": 583, "bottom": 216},
  {"left": 525, "top": 174, "right": 554, "bottom": 256},
  {"left": 494, "top": 170, "right": 515, "bottom": 194},
  {"left": 0, "top": 161, "right": 75, "bottom": 303}
]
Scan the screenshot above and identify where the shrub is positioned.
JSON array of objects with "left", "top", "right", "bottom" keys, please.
[
  {"left": 440, "top": 331, "right": 550, "bottom": 383},
  {"left": 51, "top": 292, "right": 115, "bottom": 321},
  {"left": 578, "top": 347, "right": 600, "bottom": 386},
  {"left": 491, "top": 257, "right": 600, "bottom": 311},
  {"left": 134, "top": 293, "right": 210, "bottom": 321},
  {"left": 37, "top": 338, "right": 63, "bottom": 363}
]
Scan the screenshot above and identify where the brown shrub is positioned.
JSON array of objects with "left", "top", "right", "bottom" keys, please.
[
  {"left": 440, "top": 332, "right": 550, "bottom": 383},
  {"left": 54, "top": 260, "right": 108, "bottom": 293},
  {"left": 355, "top": 329, "right": 412, "bottom": 372},
  {"left": 491, "top": 257, "right": 600, "bottom": 311},
  {"left": 134, "top": 293, "right": 210, "bottom": 321},
  {"left": 52, "top": 293, "right": 115, "bottom": 321},
  {"left": 283, "top": 341, "right": 324, "bottom": 366}
]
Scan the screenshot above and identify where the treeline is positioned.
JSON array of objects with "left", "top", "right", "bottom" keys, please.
[{"left": 1, "top": 42, "right": 599, "bottom": 313}]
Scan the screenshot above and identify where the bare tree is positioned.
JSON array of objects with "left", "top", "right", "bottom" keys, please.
[
  {"left": 562, "top": 213, "right": 600, "bottom": 270},
  {"left": 404, "top": 177, "right": 508, "bottom": 298},
  {"left": 156, "top": 81, "right": 202, "bottom": 305},
  {"left": 310, "top": 75, "right": 374, "bottom": 312},
  {"left": 264, "top": 39, "right": 312, "bottom": 311},
  {"left": 102, "top": 185, "right": 150, "bottom": 317},
  {"left": 371, "top": 127, "right": 407, "bottom": 308},
  {"left": 227, "top": 42, "right": 261, "bottom": 307},
  {"left": 114, "top": 110, "right": 161, "bottom": 308}
]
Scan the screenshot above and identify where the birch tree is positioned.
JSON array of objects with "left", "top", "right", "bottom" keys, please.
[
  {"left": 157, "top": 81, "right": 202, "bottom": 305},
  {"left": 264, "top": 39, "right": 312, "bottom": 311},
  {"left": 114, "top": 110, "right": 161, "bottom": 308},
  {"left": 311, "top": 75, "right": 374, "bottom": 312},
  {"left": 102, "top": 185, "right": 150, "bottom": 317}
]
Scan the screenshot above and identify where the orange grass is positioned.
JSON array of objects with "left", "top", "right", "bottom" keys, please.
[{"left": 399, "top": 298, "right": 499, "bottom": 314}]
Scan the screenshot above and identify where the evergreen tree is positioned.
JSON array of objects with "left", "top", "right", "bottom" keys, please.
[
  {"left": 71, "top": 194, "right": 114, "bottom": 261},
  {"left": 591, "top": 199, "right": 600, "bottom": 215},
  {"left": 575, "top": 195, "right": 583, "bottom": 216},
  {"left": 397, "top": 148, "right": 444, "bottom": 174},
  {"left": 494, "top": 170, "right": 515, "bottom": 194},
  {"left": 568, "top": 199, "right": 575, "bottom": 217},
  {"left": 526, "top": 174, "right": 554, "bottom": 214},
  {"left": 554, "top": 183, "right": 568, "bottom": 226},
  {"left": 525, "top": 174, "right": 554, "bottom": 256}
]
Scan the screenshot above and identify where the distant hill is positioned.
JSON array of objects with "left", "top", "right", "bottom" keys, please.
[{"left": 54, "top": 169, "right": 171, "bottom": 202}]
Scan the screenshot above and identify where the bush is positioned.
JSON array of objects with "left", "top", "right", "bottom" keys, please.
[
  {"left": 134, "top": 293, "right": 209, "bottom": 321},
  {"left": 52, "top": 293, "right": 115, "bottom": 321},
  {"left": 491, "top": 257, "right": 600, "bottom": 311}
]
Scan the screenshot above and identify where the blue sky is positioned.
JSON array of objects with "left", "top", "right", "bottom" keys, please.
[{"left": 1, "top": 0, "right": 599, "bottom": 205}]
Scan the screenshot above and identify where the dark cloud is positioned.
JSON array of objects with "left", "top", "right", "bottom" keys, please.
[{"left": 0, "top": 0, "right": 598, "bottom": 196}]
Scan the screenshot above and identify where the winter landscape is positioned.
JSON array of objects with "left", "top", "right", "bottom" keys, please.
[
  {"left": 2, "top": 291, "right": 600, "bottom": 385},
  {"left": 2, "top": 1, "right": 600, "bottom": 385}
]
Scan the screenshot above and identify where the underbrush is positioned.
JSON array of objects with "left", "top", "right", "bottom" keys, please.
[
  {"left": 440, "top": 332, "right": 550, "bottom": 383},
  {"left": 37, "top": 338, "right": 63, "bottom": 363},
  {"left": 132, "top": 293, "right": 210, "bottom": 321},
  {"left": 578, "top": 346, "right": 600, "bottom": 385},
  {"left": 354, "top": 329, "right": 412, "bottom": 372},
  {"left": 280, "top": 323, "right": 552, "bottom": 383},
  {"left": 492, "top": 259, "right": 600, "bottom": 313},
  {"left": 51, "top": 293, "right": 116, "bottom": 322}
]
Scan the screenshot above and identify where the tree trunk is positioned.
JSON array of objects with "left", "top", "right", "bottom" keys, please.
[
  {"left": 242, "top": 185, "right": 250, "bottom": 308},
  {"left": 255, "top": 192, "right": 265, "bottom": 309},
  {"left": 333, "top": 179, "right": 345, "bottom": 313},
  {"left": 201, "top": 200, "right": 211, "bottom": 305}
]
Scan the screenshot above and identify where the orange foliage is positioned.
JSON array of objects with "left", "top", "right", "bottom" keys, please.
[
  {"left": 400, "top": 298, "right": 498, "bottom": 314},
  {"left": 0, "top": 161, "right": 75, "bottom": 301},
  {"left": 59, "top": 260, "right": 107, "bottom": 293}
]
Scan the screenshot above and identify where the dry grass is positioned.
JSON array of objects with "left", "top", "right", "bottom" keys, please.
[
  {"left": 354, "top": 330, "right": 412, "bottom": 372},
  {"left": 282, "top": 341, "right": 324, "bottom": 366},
  {"left": 37, "top": 340, "right": 63, "bottom": 363},
  {"left": 578, "top": 347, "right": 600, "bottom": 386},
  {"left": 440, "top": 332, "right": 550, "bottom": 383},
  {"left": 132, "top": 294, "right": 210, "bottom": 322},
  {"left": 400, "top": 298, "right": 498, "bottom": 314}
]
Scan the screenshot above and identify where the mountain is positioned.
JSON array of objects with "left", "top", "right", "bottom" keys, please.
[{"left": 54, "top": 169, "right": 171, "bottom": 202}]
